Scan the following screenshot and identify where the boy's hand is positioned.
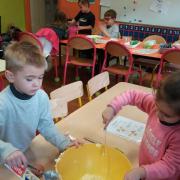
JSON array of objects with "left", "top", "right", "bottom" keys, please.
[
  {"left": 102, "top": 106, "right": 115, "bottom": 129},
  {"left": 124, "top": 167, "right": 146, "bottom": 180},
  {"left": 5, "top": 150, "right": 28, "bottom": 168}
]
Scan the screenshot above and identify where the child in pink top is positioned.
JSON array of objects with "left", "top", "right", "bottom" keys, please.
[{"left": 102, "top": 72, "right": 180, "bottom": 180}]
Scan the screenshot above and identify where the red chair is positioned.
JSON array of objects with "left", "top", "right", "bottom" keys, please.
[
  {"left": 101, "top": 41, "right": 142, "bottom": 83},
  {"left": 155, "top": 48, "right": 180, "bottom": 87},
  {"left": 63, "top": 35, "right": 97, "bottom": 84},
  {"left": 0, "top": 59, "right": 6, "bottom": 91},
  {"left": 19, "top": 31, "right": 60, "bottom": 82},
  {"left": 19, "top": 32, "right": 43, "bottom": 50},
  {"left": 0, "top": 74, "right": 4, "bottom": 91},
  {"left": 36, "top": 28, "right": 60, "bottom": 82}
]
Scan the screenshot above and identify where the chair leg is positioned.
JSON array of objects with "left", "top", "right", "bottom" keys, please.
[
  {"left": 63, "top": 63, "right": 68, "bottom": 85},
  {"left": 138, "top": 70, "right": 143, "bottom": 85},
  {"left": 92, "top": 66, "right": 95, "bottom": 77},
  {"left": 52, "top": 55, "right": 60, "bottom": 82},
  {"left": 75, "top": 66, "right": 79, "bottom": 79},
  {"left": 0, "top": 75, "right": 4, "bottom": 91},
  {"left": 115, "top": 74, "right": 119, "bottom": 83},
  {"left": 125, "top": 75, "right": 129, "bottom": 82}
]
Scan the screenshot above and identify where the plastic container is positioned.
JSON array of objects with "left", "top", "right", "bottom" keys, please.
[
  {"left": 43, "top": 170, "right": 60, "bottom": 180},
  {"left": 55, "top": 143, "right": 132, "bottom": 180}
]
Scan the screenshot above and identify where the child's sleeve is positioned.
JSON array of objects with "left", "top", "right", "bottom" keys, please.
[
  {"left": 110, "top": 25, "right": 119, "bottom": 38},
  {"left": 142, "top": 132, "right": 180, "bottom": 179},
  {"left": 0, "top": 140, "right": 19, "bottom": 164},
  {"left": 74, "top": 11, "right": 81, "bottom": 22},
  {"left": 89, "top": 14, "right": 95, "bottom": 28},
  {"left": 37, "top": 92, "right": 70, "bottom": 151},
  {"left": 109, "top": 90, "right": 155, "bottom": 114},
  {"left": 0, "top": 106, "right": 19, "bottom": 163}
]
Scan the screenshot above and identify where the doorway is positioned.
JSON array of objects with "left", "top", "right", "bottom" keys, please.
[{"left": 30, "top": 0, "right": 57, "bottom": 33}]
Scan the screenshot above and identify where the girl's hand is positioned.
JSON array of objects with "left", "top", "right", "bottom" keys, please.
[
  {"left": 102, "top": 106, "right": 116, "bottom": 129},
  {"left": 124, "top": 167, "right": 146, "bottom": 180},
  {"left": 67, "top": 135, "right": 83, "bottom": 148},
  {"left": 5, "top": 150, "right": 28, "bottom": 168},
  {"left": 68, "top": 139, "right": 82, "bottom": 148}
]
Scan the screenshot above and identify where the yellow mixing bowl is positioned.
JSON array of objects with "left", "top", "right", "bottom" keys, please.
[{"left": 55, "top": 143, "right": 132, "bottom": 180}]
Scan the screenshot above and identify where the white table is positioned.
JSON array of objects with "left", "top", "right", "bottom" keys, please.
[{"left": 0, "top": 82, "right": 152, "bottom": 179}]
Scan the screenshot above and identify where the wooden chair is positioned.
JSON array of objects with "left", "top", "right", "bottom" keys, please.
[
  {"left": 50, "top": 80, "right": 84, "bottom": 111},
  {"left": 134, "top": 35, "right": 167, "bottom": 86},
  {"left": 0, "top": 59, "right": 6, "bottom": 91},
  {"left": 87, "top": 71, "right": 110, "bottom": 101},
  {"left": 101, "top": 41, "right": 142, "bottom": 83},
  {"left": 154, "top": 49, "right": 180, "bottom": 87},
  {"left": 19, "top": 32, "right": 43, "bottom": 50},
  {"left": 49, "top": 98, "right": 68, "bottom": 123},
  {"left": 63, "top": 35, "right": 97, "bottom": 84},
  {"left": 142, "top": 35, "right": 166, "bottom": 46},
  {"left": 19, "top": 31, "right": 60, "bottom": 82},
  {"left": 36, "top": 28, "right": 60, "bottom": 82}
]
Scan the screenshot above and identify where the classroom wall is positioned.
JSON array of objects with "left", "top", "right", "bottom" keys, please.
[
  {"left": 100, "top": 0, "right": 180, "bottom": 28},
  {"left": 0, "top": 0, "right": 26, "bottom": 33},
  {"left": 58, "top": 0, "right": 100, "bottom": 22}
]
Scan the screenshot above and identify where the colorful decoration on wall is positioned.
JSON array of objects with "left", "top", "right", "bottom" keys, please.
[
  {"left": 67, "top": 0, "right": 78, "bottom": 2},
  {"left": 67, "top": 0, "right": 95, "bottom": 3},
  {"left": 89, "top": 0, "right": 95, "bottom": 4}
]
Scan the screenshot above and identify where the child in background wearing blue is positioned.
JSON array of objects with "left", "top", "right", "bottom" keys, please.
[
  {"left": 99, "top": 9, "right": 120, "bottom": 38},
  {"left": 0, "top": 41, "right": 80, "bottom": 168},
  {"left": 69, "top": 0, "right": 95, "bottom": 35}
]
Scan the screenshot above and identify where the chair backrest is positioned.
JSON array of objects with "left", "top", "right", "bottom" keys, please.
[
  {"left": 36, "top": 28, "right": 59, "bottom": 55},
  {"left": 156, "top": 49, "right": 180, "bottom": 87},
  {"left": 50, "top": 98, "right": 68, "bottom": 119},
  {"left": 50, "top": 81, "right": 84, "bottom": 107},
  {"left": 19, "top": 32, "right": 43, "bottom": 51},
  {"left": 87, "top": 71, "right": 110, "bottom": 100},
  {"left": 67, "top": 35, "right": 96, "bottom": 50},
  {"left": 105, "top": 41, "right": 131, "bottom": 57},
  {"left": 161, "top": 49, "right": 180, "bottom": 65},
  {"left": 103, "top": 41, "right": 133, "bottom": 70},
  {"left": 143, "top": 35, "right": 166, "bottom": 44}
]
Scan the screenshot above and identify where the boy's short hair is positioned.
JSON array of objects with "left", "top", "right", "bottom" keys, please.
[
  {"left": 104, "top": 9, "right": 117, "bottom": 19},
  {"left": 78, "top": 0, "right": 90, "bottom": 7},
  {"left": 5, "top": 41, "right": 47, "bottom": 72}
]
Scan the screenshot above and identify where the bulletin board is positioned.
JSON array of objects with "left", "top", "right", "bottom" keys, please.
[{"left": 100, "top": 0, "right": 180, "bottom": 28}]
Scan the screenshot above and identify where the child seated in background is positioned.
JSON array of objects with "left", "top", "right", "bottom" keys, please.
[
  {"left": 99, "top": 9, "right": 120, "bottom": 38},
  {"left": 102, "top": 72, "right": 180, "bottom": 180},
  {"left": 49, "top": 10, "right": 68, "bottom": 40},
  {"left": 69, "top": 0, "right": 95, "bottom": 35},
  {"left": 0, "top": 41, "right": 80, "bottom": 168}
]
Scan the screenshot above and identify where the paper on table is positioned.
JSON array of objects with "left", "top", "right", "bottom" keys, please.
[
  {"left": 132, "top": 48, "right": 159, "bottom": 54},
  {"left": 86, "top": 35, "right": 102, "bottom": 39},
  {"left": 106, "top": 115, "right": 145, "bottom": 143},
  {"left": 124, "top": 42, "right": 141, "bottom": 48}
]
